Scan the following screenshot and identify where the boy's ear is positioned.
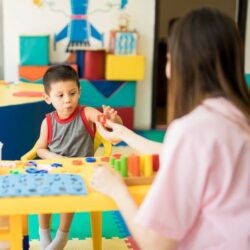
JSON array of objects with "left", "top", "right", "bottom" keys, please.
[{"left": 43, "top": 93, "right": 51, "bottom": 104}]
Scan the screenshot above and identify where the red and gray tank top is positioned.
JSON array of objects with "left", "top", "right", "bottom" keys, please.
[{"left": 46, "top": 105, "right": 95, "bottom": 157}]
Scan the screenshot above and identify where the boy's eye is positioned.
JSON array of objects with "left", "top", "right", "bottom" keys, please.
[
  {"left": 57, "top": 94, "right": 63, "bottom": 98},
  {"left": 70, "top": 92, "right": 76, "bottom": 96}
]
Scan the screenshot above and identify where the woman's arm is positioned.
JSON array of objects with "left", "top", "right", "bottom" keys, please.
[
  {"left": 90, "top": 166, "right": 177, "bottom": 250},
  {"left": 37, "top": 119, "right": 65, "bottom": 159},
  {"left": 96, "top": 121, "right": 163, "bottom": 154}
]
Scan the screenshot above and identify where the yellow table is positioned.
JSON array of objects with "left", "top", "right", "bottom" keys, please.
[
  {"left": 0, "top": 82, "right": 52, "bottom": 160},
  {"left": 0, "top": 81, "right": 44, "bottom": 107},
  {"left": 0, "top": 158, "right": 150, "bottom": 250}
]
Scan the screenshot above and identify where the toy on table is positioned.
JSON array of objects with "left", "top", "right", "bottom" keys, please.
[
  {"left": 72, "top": 160, "right": 83, "bottom": 165},
  {"left": 0, "top": 173, "right": 87, "bottom": 197},
  {"left": 13, "top": 91, "right": 43, "bottom": 97},
  {"left": 109, "top": 154, "right": 160, "bottom": 186},
  {"left": 0, "top": 154, "right": 159, "bottom": 186}
]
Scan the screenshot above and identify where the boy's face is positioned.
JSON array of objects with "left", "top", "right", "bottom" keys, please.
[{"left": 44, "top": 80, "right": 80, "bottom": 119}]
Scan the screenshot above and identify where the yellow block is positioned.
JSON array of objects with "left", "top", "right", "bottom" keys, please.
[{"left": 105, "top": 55, "right": 145, "bottom": 81}]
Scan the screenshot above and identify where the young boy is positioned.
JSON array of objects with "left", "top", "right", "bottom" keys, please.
[{"left": 37, "top": 65, "right": 122, "bottom": 250}]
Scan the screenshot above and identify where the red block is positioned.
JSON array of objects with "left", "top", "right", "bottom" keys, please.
[
  {"left": 152, "top": 154, "right": 160, "bottom": 171},
  {"left": 115, "top": 107, "right": 134, "bottom": 130},
  {"left": 84, "top": 50, "right": 106, "bottom": 80}
]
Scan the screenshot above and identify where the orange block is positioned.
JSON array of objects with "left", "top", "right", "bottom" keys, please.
[
  {"left": 19, "top": 64, "right": 78, "bottom": 83},
  {"left": 128, "top": 155, "right": 140, "bottom": 177},
  {"left": 19, "top": 66, "right": 49, "bottom": 83}
]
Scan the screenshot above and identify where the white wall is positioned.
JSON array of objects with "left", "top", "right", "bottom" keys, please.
[
  {"left": 3, "top": 0, "right": 156, "bottom": 129},
  {"left": 158, "top": 0, "right": 237, "bottom": 39},
  {"left": 245, "top": 1, "right": 250, "bottom": 73}
]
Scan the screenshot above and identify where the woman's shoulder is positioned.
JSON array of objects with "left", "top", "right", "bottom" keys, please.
[{"left": 168, "top": 97, "right": 249, "bottom": 141}]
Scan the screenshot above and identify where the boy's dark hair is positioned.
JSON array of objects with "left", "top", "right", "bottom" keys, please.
[
  {"left": 167, "top": 7, "right": 250, "bottom": 123},
  {"left": 43, "top": 65, "right": 80, "bottom": 94}
]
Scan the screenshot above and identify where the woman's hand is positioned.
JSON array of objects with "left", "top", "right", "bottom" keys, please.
[
  {"left": 96, "top": 120, "right": 125, "bottom": 144},
  {"left": 90, "top": 165, "right": 127, "bottom": 200}
]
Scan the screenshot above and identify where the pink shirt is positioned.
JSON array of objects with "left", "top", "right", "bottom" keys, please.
[{"left": 136, "top": 98, "right": 250, "bottom": 249}]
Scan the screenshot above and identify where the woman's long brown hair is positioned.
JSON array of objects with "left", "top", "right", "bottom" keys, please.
[{"left": 167, "top": 7, "right": 250, "bottom": 124}]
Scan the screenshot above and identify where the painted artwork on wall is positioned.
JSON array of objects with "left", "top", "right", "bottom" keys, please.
[
  {"left": 32, "top": 0, "right": 129, "bottom": 52},
  {"left": 3, "top": 0, "right": 155, "bottom": 128}
]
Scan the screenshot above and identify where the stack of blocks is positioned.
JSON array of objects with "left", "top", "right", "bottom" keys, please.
[
  {"left": 19, "top": 35, "right": 50, "bottom": 83},
  {"left": 79, "top": 30, "right": 144, "bottom": 129},
  {"left": 109, "top": 154, "right": 159, "bottom": 185}
]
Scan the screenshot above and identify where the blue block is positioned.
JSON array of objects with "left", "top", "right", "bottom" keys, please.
[{"left": 80, "top": 80, "right": 136, "bottom": 107}]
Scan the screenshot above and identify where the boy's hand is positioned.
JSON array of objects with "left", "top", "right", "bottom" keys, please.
[{"left": 102, "top": 105, "right": 118, "bottom": 122}]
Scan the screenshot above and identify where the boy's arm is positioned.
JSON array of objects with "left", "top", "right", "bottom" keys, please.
[{"left": 37, "top": 119, "right": 65, "bottom": 159}]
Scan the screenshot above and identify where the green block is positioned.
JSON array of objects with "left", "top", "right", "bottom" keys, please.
[
  {"left": 245, "top": 74, "right": 250, "bottom": 88},
  {"left": 20, "top": 35, "right": 49, "bottom": 66},
  {"left": 80, "top": 80, "right": 136, "bottom": 107},
  {"left": 120, "top": 156, "right": 128, "bottom": 177},
  {"left": 136, "top": 130, "right": 166, "bottom": 143},
  {"left": 114, "top": 159, "right": 121, "bottom": 172}
]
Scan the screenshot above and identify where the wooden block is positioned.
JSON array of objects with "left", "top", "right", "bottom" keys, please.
[{"left": 124, "top": 175, "right": 155, "bottom": 186}]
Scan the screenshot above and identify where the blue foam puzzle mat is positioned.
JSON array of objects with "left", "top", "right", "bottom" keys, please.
[{"left": 0, "top": 173, "right": 87, "bottom": 197}]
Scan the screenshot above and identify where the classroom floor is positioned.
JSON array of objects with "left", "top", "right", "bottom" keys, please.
[
  {"left": 30, "top": 237, "right": 138, "bottom": 250},
  {"left": 28, "top": 211, "right": 139, "bottom": 250}
]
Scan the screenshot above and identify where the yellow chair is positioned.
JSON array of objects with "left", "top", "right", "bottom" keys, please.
[
  {"left": 20, "top": 131, "right": 112, "bottom": 250},
  {"left": 21, "top": 130, "right": 112, "bottom": 160}
]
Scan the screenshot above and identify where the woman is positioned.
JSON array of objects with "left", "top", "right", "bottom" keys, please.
[{"left": 91, "top": 7, "right": 250, "bottom": 250}]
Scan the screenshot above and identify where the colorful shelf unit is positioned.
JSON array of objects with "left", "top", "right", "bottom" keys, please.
[
  {"left": 20, "top": 35, "right": 49, "bottom": 66},
  {"left": 105, "top": 55, "right": 145, "bottom": 81}
]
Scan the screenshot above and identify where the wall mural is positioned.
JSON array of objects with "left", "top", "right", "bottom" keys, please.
[{"left": 32, "top": 0, "right": 129, "bottom": 51}]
